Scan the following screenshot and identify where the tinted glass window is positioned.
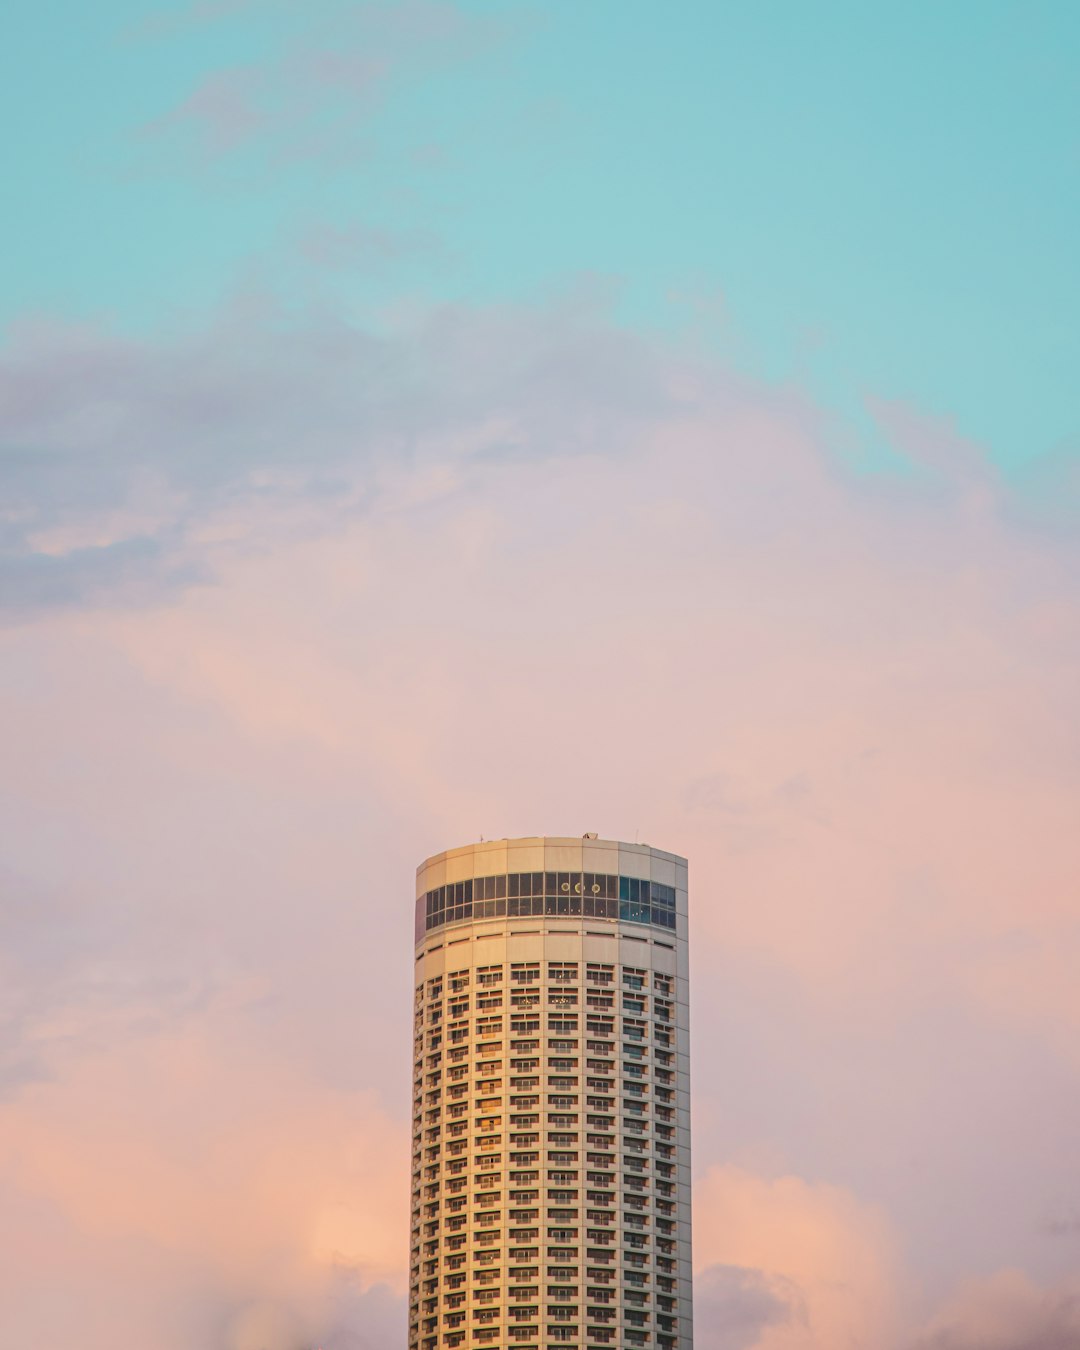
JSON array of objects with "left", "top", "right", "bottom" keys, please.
[{"left": 422, "top": 873, "right": 678, "bottom": 936}]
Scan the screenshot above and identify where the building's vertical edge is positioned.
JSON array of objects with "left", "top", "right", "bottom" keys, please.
[{"left": 675, "top": 857, "right": 692, "bottom": 1348}]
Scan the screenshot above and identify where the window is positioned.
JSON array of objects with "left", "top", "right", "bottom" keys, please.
[{"left": 423, "top": 877, "right": 678, "bottom": 935}]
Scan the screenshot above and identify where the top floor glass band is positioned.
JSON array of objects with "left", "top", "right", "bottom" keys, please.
[{"left": 415, "top": 872, "right": 677, "bottom": 941}]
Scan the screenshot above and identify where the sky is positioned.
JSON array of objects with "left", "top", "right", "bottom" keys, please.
[{"left": 1, "top": 2, "right": 1079, "bottom": 1348}]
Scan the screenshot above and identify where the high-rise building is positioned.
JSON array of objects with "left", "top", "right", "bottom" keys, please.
[{"left": 409, "top": 836, "right": 692, "bottom": 1350}]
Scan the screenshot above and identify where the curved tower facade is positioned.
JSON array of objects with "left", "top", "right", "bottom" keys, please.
[{"left": 409, "top": 836, "right": 692, "bottom": 1350}]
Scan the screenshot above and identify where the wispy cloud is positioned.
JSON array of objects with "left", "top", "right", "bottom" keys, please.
[
  {"left": 147, "top": 67, "right": 265, "bottom": 154},
  {"left": 135, "top": 1, "right": 504, "bottom": 168},
  {"left": 0, "top": 293, "right": 673, "bottom": 618}
]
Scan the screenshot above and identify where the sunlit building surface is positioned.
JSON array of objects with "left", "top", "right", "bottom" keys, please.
[{"left": 409, "top": 836, "right": 692, "bottom": 1350}]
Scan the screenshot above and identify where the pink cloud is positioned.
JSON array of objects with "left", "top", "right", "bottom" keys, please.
[
  {"left": 0, "top": 291, "right": 1078, "bottom": 1345},
  {"left": 0, "top": 1010, "right": 407, "bottom": 1347},
  {"left": 908, "top": 1269, "right": 1080, "bottom": 1350},
  {"left": 694, "top": 1165, "right": 902, "bottom": 1350}
]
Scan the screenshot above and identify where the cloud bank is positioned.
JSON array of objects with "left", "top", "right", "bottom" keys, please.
[{"left": 1, "top": 286, "right": 1078, "bottom": 1347}]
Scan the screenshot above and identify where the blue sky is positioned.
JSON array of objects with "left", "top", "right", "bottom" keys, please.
[{"left": 3, "top": 0, "right": 1078, "bottom": 475}]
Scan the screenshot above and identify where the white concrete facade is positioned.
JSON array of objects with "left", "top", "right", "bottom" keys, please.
[{"left": 409, "top": 837, "right": 692, "bottom": 1350}]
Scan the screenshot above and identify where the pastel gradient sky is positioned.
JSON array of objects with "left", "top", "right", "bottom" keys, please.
[{"left": 2, "top": 3, "right": 1079, "bottom": 1349}]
